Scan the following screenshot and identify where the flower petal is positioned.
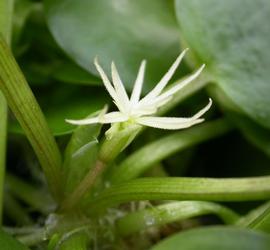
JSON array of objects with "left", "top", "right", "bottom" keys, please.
[
  {"left": 136, "top": 98, "right": 212, "bottom": 129},
  {"left": 136, "top": 116, "right": 204, "bottom": 130},
  {"left": 130, "top": 60, "right": 146, "bottom": 106},
  {"left": 94, "top": 58, "right": 125, "bottom": 112},
  {"left": 139, "top": 49, "right": 188, "bottom": 105},
  {"left": 66, "top": 112, "right": 128, "bottom": 125},
  {"left": 148, "top": 64, "right": 205, "bottom": 108},
  {"left": 111, "top": 62, "right": 130, "bottom": 110}
]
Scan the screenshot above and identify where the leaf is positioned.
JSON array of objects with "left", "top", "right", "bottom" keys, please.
[
  {"left": 86, "top": 176, "right": 270, "bottom": 213},
  {"left": 0, "top": 228, "right": 30, "bottom": 250},
  {"left": 150, "top": 226, "right": 270, "bottom": 250},
  {"left": 44, "top": 0, "right": 181, "bottom": 90},
  {"left": 237, "top": 201, "right": 270, "bottom": 233},
  {"left": 12, "top": 0, "right": 35, "bottom": 46},
  {"left": 109, "top": 119, "right": 232, "bottom": 184},
  {"left": 9, "top": 86, "right": 107, "bottom": 135},
  {"left": 0, "top": 35, "right": 62, "bottom": 200},
  {"left": 63, "top": 112, "right": 102, "bottom": 193},
  {"left": 175, "top": 0, "right": 270, "bottom": 128},
  {"left": 52, "top": 62, "right": 101, "bottom": 86},
  {"left": 208, "top": 84, "right": 270, "bottom": 157},
  {"left": 116, "top": 201, "right": 239, "bottom": 236}
]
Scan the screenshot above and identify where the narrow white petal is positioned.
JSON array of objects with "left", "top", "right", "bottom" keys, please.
[
  {"left": 131, "top": 106, "right": 157, "bottom": 116},
  {"left": 100, "top": 111, "right": 128, "bottom": 123},
  {"left": 140, "top": 49, "right": 188, "bottom": 105},
  {"left": 95, "top": 58, "right": 126, "bottom": 113},
  {"left": 66, "top": 112, "right": 128, "bottom": 125},
  {"left": 94, "top": 58, "right": 118, "bottom": 101},
  {"left": 191, "top": 98, "right": 212, "bottom": 119},
  {"left": 136, "top": 98, "right": 212, "bottom": 130},
  {"left": 130, "top": 60, "right": 146, "bottom": 106},
  {"left": 66, "top": 116, "right": 101, "bottom": 125},
  {"left": 111, "top": 62, "right": 130, "bottom": 110},
  {"left": 149, "top": 64, "right": 205, "bottom": 107},
  {"left": 137, "top": 116, "right": 204, "bottom": 130}
]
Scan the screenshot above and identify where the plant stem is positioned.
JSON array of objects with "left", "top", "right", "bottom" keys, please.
[
  {"left": 60, "top": 160, "right": 105, "bottom": 211},
  {"left": 0, "top": 0, "right": 14, "bottom": 224},
  {"left": 86, "top": 176, "right": 270, "bottom": 213},
  {"left": 116, "top": 201, "right": 239, "bottom": 236},
  {"left": 0, "top": 36, "right": 63, "bottom": 201},
  {"left": 109, "top": 119, "right": 232, "bottom": 184},
  {"left": 61, "top": 124, "right": 141, "bottom": 211}
]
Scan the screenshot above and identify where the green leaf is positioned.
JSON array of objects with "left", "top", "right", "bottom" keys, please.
[
  {"left": 0, "top": 36, "right": 62, "bottom": 200},
  {"left": 52, "top": 62, "right": 101, "bottom": 86},
  {"left": 175, "top": 0, "right": 270, "bottom": 128},
  {"left": 63, "top": 113, "right": 102, "bottom": 193},
  {"left": 237, "top": 201, "right": 270, "bottom": 233},
  {"left": 87, "top": 176, "right": 270, "bottom": 213},
  {"left": 9, "top": 86, "right": 107, "bottom": 135},
  {"left": 0, "top": 228, "right": 30, "bottom": 250},
  {"left": 12, "top": 0, "right": 35, "bottom": 45},
  {"left": 150, "top": 227, "right": 270, "bottom": 250},
  {"left": 208, "top": 84, "right": 270, "bottom": 157},
  {"left": 109, "top": 119, "right": 232, "bottom": 184},
  {"left": 116, "top": 201, "right": 239, "bottom": 236},
  {"left": 44, "top": 0, "right": 181, "bottom": 90}
]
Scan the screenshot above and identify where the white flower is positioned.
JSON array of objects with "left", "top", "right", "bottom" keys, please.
[{"left": 66, "top": 49, "right": 212, "bottom": 130}]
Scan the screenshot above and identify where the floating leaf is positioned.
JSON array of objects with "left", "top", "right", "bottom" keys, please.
[
  {"left": 175, "top": 0, "right": 270, "bottom": 128},
  {"left": 44, "top": 0, "right": 181, "bottom": 90},
  {"left": 151, "top": 227, "right": 270, "bottom": 250}
]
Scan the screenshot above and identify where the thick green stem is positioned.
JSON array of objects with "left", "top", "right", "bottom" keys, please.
[
  {"left": 86, "top": 176, "right": 270, "bottom": 213},
  {"left": 116, "top": 201, "right": 239, "bottom": 236},
  {"left": 0, "top": 36, "right": 63, "bottom": 200},
  {"left": 0, "top": 0, "right": 14, "bottom": 224},
  {"left": 109, "top": 119, "right": 232, "bottom": 184},
  {"left": 61, "top": 124, "right": 140, "bottom": 211},
  {"left": 60, "top": 160, "right": 105, "bottom": 211}
]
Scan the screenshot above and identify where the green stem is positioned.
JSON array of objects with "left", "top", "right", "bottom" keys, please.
[
  {"left": 109, "top": 119, "right": 232, "bottom": 184},
  {"left": 60, "top": 124, "right": 141, "bottom": 211},
  {"left": 0, "top": 36, "right": 63, "bottom": 200},
  {"left": 60, "top": 160, "right": 105, "bottom": 211},
  {"left": 86, "top": 176, "right": 270, "bottom": 213},
  {"left": 116, "top": 201, "right": 239, "bottom": 236},
  {"left": 62, "top": 74, "right": 210, "bottom": 210},
  {"left": 0, "top": 0, "right": 14, "bottom": 224}
]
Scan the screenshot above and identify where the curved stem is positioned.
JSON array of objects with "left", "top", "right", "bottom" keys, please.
[
  {"left": 116, "top": 201, "right": 239, "bottom": 236},
  {"left": 60, "top": 160, "right": 105, "bottom": 211},
  {"left": 109, "top": 119, "right": 232, "bottom": 184},
  {"left": 86, "top": 176, "right": 270, "bottom": 213}
]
